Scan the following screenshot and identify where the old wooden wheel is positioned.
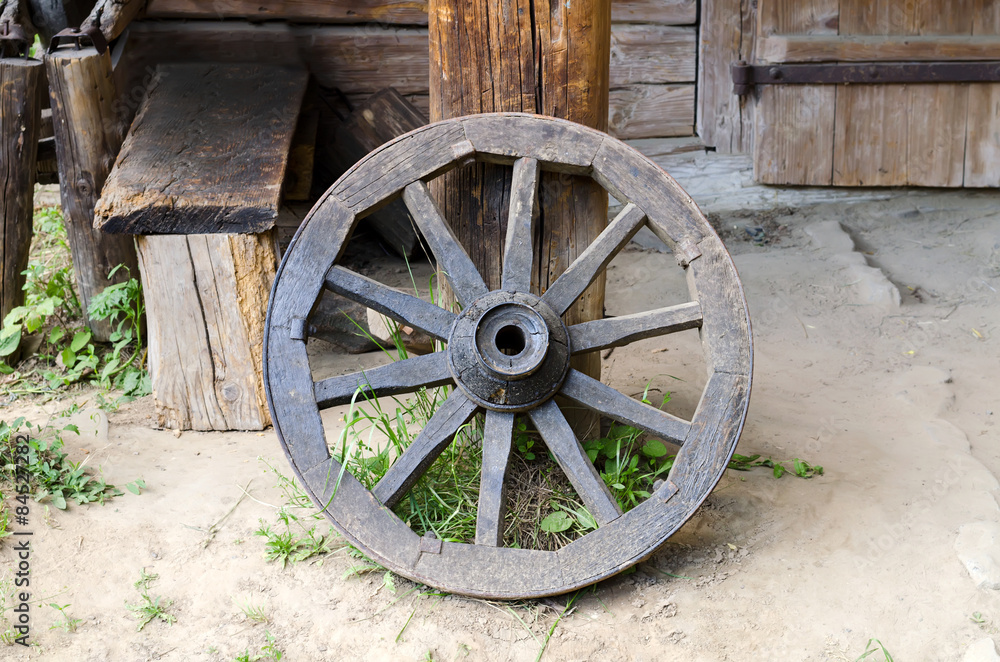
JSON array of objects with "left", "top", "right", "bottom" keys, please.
[{"left": 263, "top": 114, "right": 752, "bottom": 599}]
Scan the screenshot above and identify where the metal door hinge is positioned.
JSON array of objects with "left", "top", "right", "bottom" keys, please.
[{"left": 732, "top": 60, "right": 1000, "bottom": 96}]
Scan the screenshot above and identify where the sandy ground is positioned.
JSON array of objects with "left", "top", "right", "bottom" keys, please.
[{"left": 4, "top": 189, "right": 1000, "bottom": 661}]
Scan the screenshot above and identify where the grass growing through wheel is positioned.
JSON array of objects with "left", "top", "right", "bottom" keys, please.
[{"left": 331, "top": 321, "right": 824, "bottom": 549}]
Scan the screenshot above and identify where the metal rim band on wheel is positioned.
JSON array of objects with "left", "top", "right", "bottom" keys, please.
[{"left": 263, "top": 113, "right": 753, "bottom": 599}]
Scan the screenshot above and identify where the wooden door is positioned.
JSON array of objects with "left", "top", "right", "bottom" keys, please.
[{"left": 752, "top": 0, "right": 1000, "bottom": 187}]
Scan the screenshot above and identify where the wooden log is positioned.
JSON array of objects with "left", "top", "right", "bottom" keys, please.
[
  {"left": 429, "top": 0, "right": 610, "bottom": 438},
  {"left": 46, "top": 45, "right": 138, "bottom": 342},
  {"left": 0, "top": 57, "right": 44, "bottom": 363},
  {"left": 334, "top": 88, "right": 427, "bottom": 257},
  {"left": 137, "top": 232, "right": 276, "bottom": 431},
  {"left": 81, "top": 0, "right": 145, "bottom": 42}
]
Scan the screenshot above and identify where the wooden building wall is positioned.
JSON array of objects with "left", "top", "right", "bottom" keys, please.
[{"left": 136, "top": 0, "right": 700, "bottom": 141}]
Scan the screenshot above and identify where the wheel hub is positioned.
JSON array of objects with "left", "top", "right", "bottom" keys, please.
[{"left": 448, "top": 291, "right": 570, "bottom": 411}]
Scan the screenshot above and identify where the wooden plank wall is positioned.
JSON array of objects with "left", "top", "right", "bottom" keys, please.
[
  {"left": 754, "top": 0, "right": 1000, "bottom": 187},
  {"left": 134, "top": 0, "right": 698, "bottom": 140},
  {"left": 697, "top": 0, "right": 756, "bottom": 153}
]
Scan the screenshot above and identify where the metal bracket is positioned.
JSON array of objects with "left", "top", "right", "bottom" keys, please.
[
  {"left": 290, "top": 318, "right": 309, "bottom": 342},
  {"left": 0, "top": 21, "right": 30, "bottom": 59},
  {"left": 732, "top": 60, "right": 1000, "bottom": 96},
  {"left": 47, "top": 27, "right": 109, "bottom": 56}
]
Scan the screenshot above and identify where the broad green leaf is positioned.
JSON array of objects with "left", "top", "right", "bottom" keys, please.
[
  {"left": 4, "top": 306, "right": 28, "bottom": 326},
  {"left": 25, "top": 313, "right": 43, "bottom": 334},
  {"left": 540, "top": 511, "right": 573, "bottom": 533},
  {"left": 60, "top": 348, "right": 77, "bottom": 368},
  {"left": 573, "top": 508, "right": 597, "bottom": 530},
  {"left": 122, "top": 370, "right": 140, "bottom": 394},
  {"left": 49, "top": 326, "right": 66, "bottom": 345},
  {"left": 0, "top": 327, "right": 21, "bottom": 357},
  {"left": 641, "top": 440, "right": 669, "bottom": 458},
  {"left": 101, "top": 358, "right": 120, "bottom": 382},
  {"left": 772, "top": 464, "right": 786, "bottom": 479},
  {"left": 0, "top": 361, "right": 13, "bottom": 375},
  {"left": 70, "top": 329, "right": 91, "bottom": 352}
]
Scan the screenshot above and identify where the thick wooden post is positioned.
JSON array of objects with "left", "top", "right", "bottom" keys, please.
[
  {"left": 137, "top": 232, "right": 276, "bottom": 431},
  {"left": 429, "top": 0, "right": 612, "bottom": 438},
  {"left": 0, "top": 57, "right": 44, "bottom": 358},
  {"left": 46, "top": 45, "right": 139, "bottom": 341}
]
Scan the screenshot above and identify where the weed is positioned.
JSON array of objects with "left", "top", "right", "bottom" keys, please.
[
  {"left": 0, "top": 207, "right": 150, "bottom": 403},
  {"left": 125, "top": 569, "right": 176, "bottom": 631},
  {"left": 233, "top": 630, "right": 283, "bottom": 661},
  {"left": 234, "top": 597, "right": 268, "bottom": 624},
  {"left": 728, "top": 453, "right": 823, "bottom": 478},
  {"left": 0, "top": 496, "right": 9, "bottom": 539},
  {"left": 47, "top": 603, "right": 82, "bottom": 633},
  {"left": 87, "top": 265, "right": 149, "bottom": 398},
  {"left": 253, "top": 459, "right": 337, "bottom": 568},
  {"left": 854, "top": 638, "right": 894, "bottom": 661},
  {"left": 0, "top": 417, "right": 123, "bottom": 509}
]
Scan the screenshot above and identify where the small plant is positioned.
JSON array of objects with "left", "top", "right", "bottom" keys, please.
[
  {"left": 0, "top": 417, "right": 124, "bottom": 509},
  {"left": 727, "top": 453, "right": 823, "bottom": 478},
  {"left": 233, "top": 631, "right": 283, "bottom": 661},
  {"left": 0, "top": 208, "right": 149, "bottom": 403},
  {"left": 87, "top": 265, "right": 150, "bottom": 398},
  {"left": 854, "top": 638, "right": 894, "bottom": 662},
  {"left": 253, "top": 460, "right": 336, "bottom": 568},
  {"left": 48, "top": 603, "right": 82, "bottom": 633},
  {"left": 234, "top": 597, "right": 268, "bottom": 624},
  {"left": 126, "top": 569, "right": 176, "bottom": 631}
]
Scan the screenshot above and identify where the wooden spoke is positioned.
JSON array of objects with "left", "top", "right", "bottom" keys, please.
[
  {"left": 541, "top": 203, "right": 647, "bottom": 315},
  {"left": 560, "top": 369, "right": 691, "bottom": 447},
  {"left": 324, "top": 265, "right": 456, "bottom": 341},
  {"left": 568, "top": 302, "right": 703, "bottom": 354},
  {"left": 403, "top": 181, "right": 489, "bottom": 307},
  {"left": 313, "top": 352, "right": 453, "bottom": 410},
  {"left": 501, "top": 157, "right": 541, "bottom": 293},
  {"left": 475, "top": 410, "right": 516, "bottom": 547},
  {"left": 528, "top": 400, "right": 622, "bottom": 526},
  {"left": 372, "top": 389, "right": 480, "bottom": 508}
]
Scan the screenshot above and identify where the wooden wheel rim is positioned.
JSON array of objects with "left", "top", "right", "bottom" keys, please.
[{"left": 263, "top": 113, "right": 753, "bottom": 599}]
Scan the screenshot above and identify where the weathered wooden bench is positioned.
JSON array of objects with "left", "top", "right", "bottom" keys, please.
[{"left": 93, "top": 62, "right": 308, "bottom": 431}]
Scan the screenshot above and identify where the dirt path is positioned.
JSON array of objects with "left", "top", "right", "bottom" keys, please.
[{"left": 4, "top": 191, "right": 1000, "bottom": 661}]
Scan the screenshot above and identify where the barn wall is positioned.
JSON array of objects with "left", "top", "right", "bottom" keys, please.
[{"left": 133, "top": 0, "right": 699, "bottom": 140}]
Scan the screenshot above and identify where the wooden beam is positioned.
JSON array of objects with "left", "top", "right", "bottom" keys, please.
[
  {"left": 758, "top": 34, "right": 1000, "bottom": 63},
  {"left": 143, "top": 0, "right": 697, "bottom": 26},
  {"left": 46, "top": 46, "right": 139, "bottom": 342},
  {"left": 0, "top": 58, "right": 44, "bottom": 362}
]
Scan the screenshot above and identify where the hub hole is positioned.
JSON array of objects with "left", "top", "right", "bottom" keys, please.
[{"left": 495, "top": 325, "right": 527, "bottom": 356}]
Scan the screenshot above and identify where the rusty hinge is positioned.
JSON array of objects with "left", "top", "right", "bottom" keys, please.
[
  {"left": 732, "top": 60, "right": 1000, "bottom": 96},
  {"left": 0, "top": 20, "right": 30, "bottom": 58}
]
